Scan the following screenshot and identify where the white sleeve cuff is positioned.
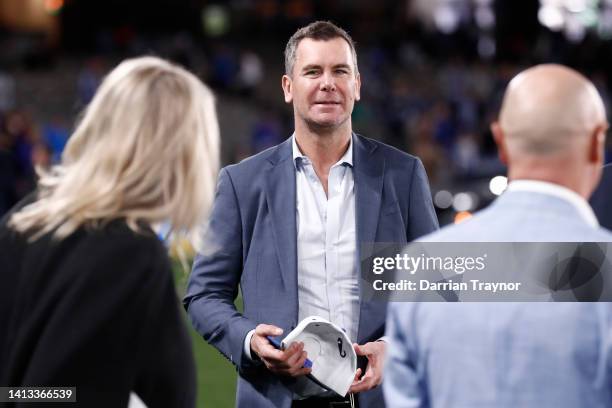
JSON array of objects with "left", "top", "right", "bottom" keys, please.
[{"left": 243, "top": 329, "right": 256, "bottom": 361}]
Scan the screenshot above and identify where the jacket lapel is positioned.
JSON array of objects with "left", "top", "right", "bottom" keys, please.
[{"left": 265, "top": 138, "right": 298, "bottom": 297}]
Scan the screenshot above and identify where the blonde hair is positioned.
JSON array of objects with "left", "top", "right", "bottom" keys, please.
[{"left": 9, "top": 56, "right": 220, "bottom": 244}]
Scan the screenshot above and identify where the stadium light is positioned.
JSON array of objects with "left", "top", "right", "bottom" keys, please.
[
  {"left": 489, "top": 175, "right": 508, "bottom": 196},
  {"left": 434, "top": 190, "right": 454, "bottom": 209}
]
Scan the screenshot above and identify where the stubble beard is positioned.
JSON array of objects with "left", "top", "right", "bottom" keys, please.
[{"left": 299, "top": 111, "right": 351, "bottom": 136}]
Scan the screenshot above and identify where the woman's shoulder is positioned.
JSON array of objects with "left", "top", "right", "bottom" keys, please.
[
  {"left": 1, "top": 195, "right": 162, "bottom": 258},
  {"left": 82, "top": 220, "right": 161, "bottom": 247},
  {"left": 50, "top": 222, "right": 172, "bottom": 305},
  {"left": 73, "top": 221, "right": 168, "bottom": 269}
]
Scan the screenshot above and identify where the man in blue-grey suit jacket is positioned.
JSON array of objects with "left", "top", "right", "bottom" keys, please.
[
  {"left": 384, "top": 65, "right": 612, "bottom": 408},
  {"left": 184, "top": 21, "right": 438, "bottom": 408}
]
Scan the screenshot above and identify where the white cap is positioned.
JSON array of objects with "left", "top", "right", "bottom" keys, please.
[{"left": 282, "top": 316, "right": 357, "bottom": 397}]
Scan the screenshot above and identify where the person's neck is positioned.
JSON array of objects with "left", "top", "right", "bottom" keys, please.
[
  {"left": 508, "top": 161, "right": 591, "bottom": 199},
  {"left": 294, "top": 122, "right": 352, "bottom": 172}
]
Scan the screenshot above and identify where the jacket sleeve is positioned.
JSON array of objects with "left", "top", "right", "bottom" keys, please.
[
  {"left": 407, "top": 158, "right": 439, "bottom": 240},
  {"left": 383, "top": 303, "right": 428, "bottom": 408},
  {"left": 183, "top": 167, "right": 257, "bottom": 370},
  {"left": 135, "top": 244, "right": 196, "bottom": 408}
]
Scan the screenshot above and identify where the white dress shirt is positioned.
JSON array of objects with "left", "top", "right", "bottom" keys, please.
[
  {"left": 293, "top": 135, "right": 360, "bottom": 343},
  {"left": 243, "top": 135, "right": 360, "bottom": 360}
]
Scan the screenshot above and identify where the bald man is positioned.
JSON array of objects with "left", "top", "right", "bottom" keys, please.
[{"left": 383, "top": 65, "right": 612, "bottom": 408}]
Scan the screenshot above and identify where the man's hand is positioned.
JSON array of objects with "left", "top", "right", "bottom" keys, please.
[
  {"left": 250, "top": 324, "right": 312, "bottom": 377},
  {"left": 348, "top": 341, "right": 386, "bottom": 393}
]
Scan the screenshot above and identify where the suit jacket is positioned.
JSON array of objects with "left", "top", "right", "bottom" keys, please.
[
  {"left": 384, "top": 189, "right": 612, "bottom": 408},
  {"left": 0, "top": 207, "right": 195, "bottom": 408},
  {"left": 184, "top": 134, "right": 438, "bottom": 408}
]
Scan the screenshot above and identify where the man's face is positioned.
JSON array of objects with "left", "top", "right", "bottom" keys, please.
[{"left": 282, "top": 37, "right": 361, "bottom": 131}]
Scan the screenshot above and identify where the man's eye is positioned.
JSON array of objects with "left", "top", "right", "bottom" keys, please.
[{"left": 305, "top": 70, "right": 318, "bottom": 75}]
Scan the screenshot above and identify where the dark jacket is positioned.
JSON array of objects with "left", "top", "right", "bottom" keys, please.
[{"left": 0, "top": 202, "right": 195, "bottom": 408}]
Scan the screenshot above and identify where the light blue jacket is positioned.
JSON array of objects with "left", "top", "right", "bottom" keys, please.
[{"left": 384, "top": 189, "right": 612, "bottom": 408}]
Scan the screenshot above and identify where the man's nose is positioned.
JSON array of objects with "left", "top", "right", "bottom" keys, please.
[{"left": 319, "top": 72, "right": 336, "bottom": 91}]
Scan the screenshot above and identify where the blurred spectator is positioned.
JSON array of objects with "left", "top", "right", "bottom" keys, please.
[
  {"left": 0, "top": 71, "right": 16, "bottom": 112},
  {"left": 0, "top": 123, "right": 17, "bottom": 214},
  {"left": 3, "top": 110, "right": 39, "bottom": 200},
  {"left": 210, "top": 44, "right": 238, "bottom": 90},
  {"left": 41, "top": 116, "right": 70, "bottom": 164},
  {"left": 251, "top": 107, "right": 283, "bottom": 153},
  {"left": 409, "top": 111, "right": 446, "bottom": 185},
  {"left": 453, "top": 131, "right": 480, "bottom": 174},
  {"left": 237, "top": 50, "right": 264, "bottom": 97},
  {"left": 77, "top": 57, "right": 105, "bottom": 106},
  {"left": 431, "top": 100, "right": 458, "bottom": 154}
]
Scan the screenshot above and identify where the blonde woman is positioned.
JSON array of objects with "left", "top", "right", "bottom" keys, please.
[{"left": 0, "top": 56, "right": 219, "bottom": 407}]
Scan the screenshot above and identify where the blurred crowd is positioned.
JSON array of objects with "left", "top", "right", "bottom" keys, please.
[
  {"left": 0, "top": 108, "right": 68, "bottom": 214},
  {"left": 2, "top": 1, "right": 612, "bottom": 219}
]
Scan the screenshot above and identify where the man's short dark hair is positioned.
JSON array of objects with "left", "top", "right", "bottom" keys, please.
[{"left": 284, "top": 21, "right": 358, "bottom": 77}]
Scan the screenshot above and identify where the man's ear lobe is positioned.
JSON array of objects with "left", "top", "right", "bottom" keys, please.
[
  {"left": 491, "top": 122, "right": 509, "bottom": 165},
  {"left": 281, "top": 75, "right": 293, "bottom": 103}
]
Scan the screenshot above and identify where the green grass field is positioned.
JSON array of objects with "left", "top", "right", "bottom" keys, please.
[
  {"left": 173, "top": 262, "right": 238, "bottom": 408},
  {"left": 189, "top": 326, "right": 237, "bottom": 407}
]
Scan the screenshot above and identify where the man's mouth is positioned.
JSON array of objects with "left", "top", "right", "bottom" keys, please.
[{"left": 314, "top": 101, "right": 340, "bottom": 105}]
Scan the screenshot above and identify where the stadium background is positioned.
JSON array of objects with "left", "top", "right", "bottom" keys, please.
[{"left": 1, "top": 0, "right": 611, "bottom": 406}]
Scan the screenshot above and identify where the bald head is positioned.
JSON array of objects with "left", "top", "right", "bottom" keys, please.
[
  {"left": 498, "top": 64, "right": 606, "bottom": 155},
  {"left": 494, "top": 64, "right": 609, "bottom": 198}
]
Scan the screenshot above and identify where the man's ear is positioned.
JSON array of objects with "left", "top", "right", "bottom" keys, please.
[
  {"left": 491, "top": 121, "right": 509, "bottom": 165},
  {"left": 281, "top": 75, "right": 293, "bottom": 103},
  {"left": 588, "top": 124, "right": 607, "bottom": 165},
  {"left": 354, "top": 72, "right": 361, "bottom": 102}
]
